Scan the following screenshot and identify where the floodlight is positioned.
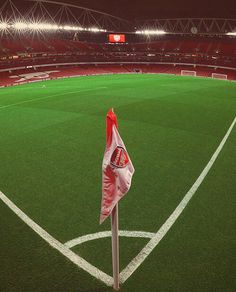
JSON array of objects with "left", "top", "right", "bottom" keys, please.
[
  {"left": 89, "top": 27, "right": 100, "bottom": 32},
  {"left": 135, "top": 30, "right": 166, "bottom": 35},
  {"left": 227, "top": 32, "right": 236, "bottom": 36},
  {"left": 48, "top": 24, "right": 59, "bottom": 30},
  {"left": 63, "top": 25, "right": 70, "bottom": 30},
  {"left": 37, "top": 23, "right": 58, "bottom": 30},
  {"left": 0, "top": 22, "right": 8, "bottom": 29},
  {"left": 63, "top": 25, "right": 76, "bottom": 31},
  {"left": 70, "top": 26, "right": 78, "bottom": 31},
  {"left": 27, "top": 23, "right": 38, "bottom": 30},
  {"left": 86, "top": 27, "right": 106, "bottom": 32},
  {"left": 6, "top": 20, "right": 107, "bottom": 33},
  {"left": 13, "top": 22, "right": 28, "bottom": 29}
]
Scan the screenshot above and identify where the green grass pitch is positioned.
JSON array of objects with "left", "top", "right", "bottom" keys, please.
[{"left": 0, "top": 74, "right": 235, "bottom": 291}]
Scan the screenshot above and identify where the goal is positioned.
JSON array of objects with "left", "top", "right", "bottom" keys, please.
[
  {"left": 181, "top": 70, "right": 197, "bottom": 77},
  {"left": 212, "top": 73, "right": 227, "bottom": 80}
]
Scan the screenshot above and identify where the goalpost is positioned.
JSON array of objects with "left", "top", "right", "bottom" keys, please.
[
  {"left": 181, "top": 70, "right": 197, "bottom": 77},
  {"left": 211, "top": 73, "right": 227, "bottom": 80}
]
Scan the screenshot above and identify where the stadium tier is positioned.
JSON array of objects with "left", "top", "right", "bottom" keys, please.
[
  {"left": 0, "top": 37, "right": 235, "bottom": 64},
  {"left": 0, "top": 36, "right": 236, "bottom": 86}
]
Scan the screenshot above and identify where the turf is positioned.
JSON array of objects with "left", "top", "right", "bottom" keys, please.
[{"left": 0, "top": 74, "right": 235, "bottom": 291}]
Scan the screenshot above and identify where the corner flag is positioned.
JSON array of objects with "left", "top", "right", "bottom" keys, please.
[{"left": 100, "top": 108, "right": 135, "bottom": 224}]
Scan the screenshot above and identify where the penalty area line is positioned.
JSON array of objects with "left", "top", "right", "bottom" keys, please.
[
  {"left": 120, "top": 115, "right": 236, "bottom": 284},
  {"left": 0, "top": 190, "right": 113, "bottom": 286}
]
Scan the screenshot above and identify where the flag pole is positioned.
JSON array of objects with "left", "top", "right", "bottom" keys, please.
[{"left": 111, "top": 203, "right": 119, "bottom": 290}]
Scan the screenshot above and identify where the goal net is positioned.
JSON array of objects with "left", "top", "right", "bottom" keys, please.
[
  {"left": 181, "top": 70, "right": 197, "bottom": 77},
  {"left": 212, "top": 73, "right": 227, "bottom": 80}
]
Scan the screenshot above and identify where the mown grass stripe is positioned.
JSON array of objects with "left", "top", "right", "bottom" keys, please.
[
  {"left": 120, "top": 116, "right": 236, "bottom": 283},
  {"left": 0, "top": 190, "right": 113, "bottom": 286}
]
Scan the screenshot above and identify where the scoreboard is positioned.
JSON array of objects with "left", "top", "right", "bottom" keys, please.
[{"left": 108, "top": 34, "right": 126, "bottom": 43}]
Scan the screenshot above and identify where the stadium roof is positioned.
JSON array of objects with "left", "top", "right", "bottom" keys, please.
[
  {"left": 1, "top": 0, "right": 236, "bottom": 35},
  {"left": 10, "top": 0, "right": 236, "bottom": 19}
]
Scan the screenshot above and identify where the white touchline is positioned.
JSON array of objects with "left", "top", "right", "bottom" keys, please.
[
  {"left": 0, "top": 191, "right": 113, "bottom": 286},
  {"left": 0, "top": 115, "right": 235, "bottom": 287},
  {"left": 119, "top": 116, "right": 236, "bottom": 284},
  {"left": 65, "top": 231, "right": 155, "bottom": 248},
  {"left": 0, "top": 87, "right": 107, "bottom": 110}
]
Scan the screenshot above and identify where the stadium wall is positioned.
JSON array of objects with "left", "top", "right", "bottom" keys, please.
[{"left": 1, "top": 62, "right": 236, "bottom": 87}]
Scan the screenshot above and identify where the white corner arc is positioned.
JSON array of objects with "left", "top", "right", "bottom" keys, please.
[
  {"left": 65, "top": 230, "right": 155, "bottom": 248},
  {"left": 0, "top": 116, "right": 235, "bottom": 287}
]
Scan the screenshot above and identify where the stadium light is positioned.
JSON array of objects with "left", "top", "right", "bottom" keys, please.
[
  {"left": 0, "top": 22, "right": 8, "bottom": 29},
  {"left": 9, "top": 21, "right": 107, "bottom": 32},
  {"left": 28, "top": 23, "right": 59, "bottom": 30},
  {"left": 27, "top": 23, "right": 39, "bottom": 30},
  {"left": 0, "top": 20, "right": 107, "bottom": 33},
  {"left": 88, "top": 27, "right": 100, "bottom": 32},
  {"left": 12, "top": 22, "right": 29, "bottom": 30},
  {"left": 135, "top": 30, "right": 167, "bottom": 35},
  {"left": 63, "top": 25, "right": 78, "bottom": 31},
  {"left": 85, "top": 27, "right": 107, "bottom": 32},
  {"left": 226, "top": 32, "right": 236, "bottom": 36},
  {"left": 40, "top": 24, "right": 58, "bottom": 30},
  {"left": 87, "top": 27, "right": 106, "bottom": 32},
  {"left": 12, "top": 22, "right": 60, "bottom": 30}
]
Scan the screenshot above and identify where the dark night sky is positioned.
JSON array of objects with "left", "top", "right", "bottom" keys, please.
[
  {"left": 5, "top": 0, "right": 236, "bottom": 19},
  {"left": 50, "top": 0, "right": 236, "bottom": 19}
]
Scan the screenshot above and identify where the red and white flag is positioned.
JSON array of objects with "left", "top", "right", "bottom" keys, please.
[{"left": 100, "top": 109, "right": 134, "bottom": 224}]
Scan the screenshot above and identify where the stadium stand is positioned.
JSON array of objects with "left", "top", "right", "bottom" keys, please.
[{"left": 0, "top": 7, "right": 235, "bottom": 87}]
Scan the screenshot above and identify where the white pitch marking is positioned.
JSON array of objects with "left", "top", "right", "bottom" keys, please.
[
  {"left": 119, "top": 116, "right": 236, "bottom": 284},
  {"left": 65, "top": 231, "right": 155, "bottom": 248},
  {"left": 0, "top": 190, "right": 113, "bottom": 286},
  {"left": 0, "top": 116, "right": 235, "bottom": 286},
  {"left": 0, "top": 87, "right": 107, "bottom": 110}
]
